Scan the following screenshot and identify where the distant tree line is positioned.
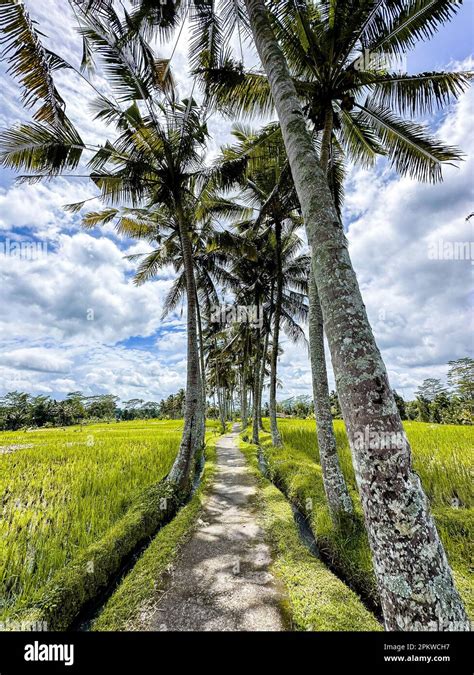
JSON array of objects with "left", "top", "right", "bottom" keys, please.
[
  {"left": 401, "top": 358, "right": 474, "bottom": 425},
  {"left": 269, "top": 358, "right": 473, "bottom": 425},
  {"left": 0, "top": 392, "right": 119, "bottom": 431},
  {"left": 119, "top": 391, "right": 186, "bottom": 421},
  {"left": 0, "top": 389, "right": 188, "bottom": 431},
  {"left": 261, "top": 391, "right": 342, "bottom": 420},
  {"left": 1, "top": 359, "right": 471, "bottom": 431}
]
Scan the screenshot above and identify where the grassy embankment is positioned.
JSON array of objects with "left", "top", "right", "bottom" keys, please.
[
  {"left": 247, "top": 419, "right": 473, "bottom": 619},
  {"left": 0, "top": 419, "right": 222, "bottom": 629},
  {"left": 92, "top": 435, "right": 219, "bottom": 630},
  {"left": 239, "top": 435, "right": 381, "bottom": 631}
]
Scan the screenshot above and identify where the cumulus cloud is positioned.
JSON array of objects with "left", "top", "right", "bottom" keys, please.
[
  {"left": 0, "top": 4, "right": 472, "bottom": 402},
  {"left": 343, "top": 78, "right": 474, "bottom": 396},
  {"left": 1, "top": 230, "right": 175, "bottom": 343},
  {"left": 268, "top": 61, "right": 474, "bottom": 400},
  {"left": 2, "top": 348, "right": 73, "bottom": 373}
]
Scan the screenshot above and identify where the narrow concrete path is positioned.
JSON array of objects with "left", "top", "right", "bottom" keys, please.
[{"left": 147, "top": 428, "right": 285, "bottom": 631}]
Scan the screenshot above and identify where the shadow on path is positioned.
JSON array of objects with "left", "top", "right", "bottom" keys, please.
[{"left": 146, "top": 427, "right": 285, "bottom": 631}]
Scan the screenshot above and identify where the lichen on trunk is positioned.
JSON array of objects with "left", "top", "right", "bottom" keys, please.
[
  {"left": 168, "top": 205, "right": 204, "bottom": 496},
  {"left": 308, "top": 263, "right": 353, "bottom": 520}
]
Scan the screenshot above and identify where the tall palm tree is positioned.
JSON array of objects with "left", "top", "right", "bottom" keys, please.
[
  {"left": 107, "top": 187, "right": 238, "bottom": 448},
  {"left": 217, "top": 124, "right": 300, "bottom": 447},
  {"left": 0, "top": 0, "right": 207, "bottom": 496},
  {"left": 81, "top": 97, "right": 210, "bottom": 494},
  {"left": 220, "top": 213, "right": 309, "bottom": 442},
  {"left": 133, "top": 0, "right": 469, "bottom": 630},
  {"left": 202, "top": 0, "right": 473, "bottom": 519},
  {"left": 204, "top": 321, "right": 243, "bottom": 431},
  {"left": 240, "top": 0, "right": 470, "bottom": 631},
  {"left": 214, "top": 121, "right": 354, "bottom": 517}
]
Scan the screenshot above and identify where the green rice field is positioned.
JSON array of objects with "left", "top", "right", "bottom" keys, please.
[
  {"left": 0, "top": 419, "right": 219, "bottom": 619},
  {"left": 260, "top": 419, "right": 473, "bottom": 616}
]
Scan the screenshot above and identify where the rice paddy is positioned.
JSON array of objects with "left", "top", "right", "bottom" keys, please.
[
  {"left": 277, "top": 419, "right": 473, "bottom": 509},
  {"left": 1, "top": 417, "right": 472, "bottom": 626},
  {"left": 0, "top": 419, "right": 219, "bottom": 620},
  {"left": 260, "top": 419, "right": 474, "bottom": 616}
]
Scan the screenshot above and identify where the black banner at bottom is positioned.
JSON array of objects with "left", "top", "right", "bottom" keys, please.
[{"left": 0, "top": 631, "right": 470, "bottom": 674}]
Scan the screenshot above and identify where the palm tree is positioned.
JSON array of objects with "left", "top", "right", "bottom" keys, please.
[
  {"left": 133, "top": 0, "right": 470, "bottom": 630},
  {"left": 218, "top": 124, "right": 300, "bottom": 447},
  {"left": 213, "top": 121, "right": 354, "bottom": 515},
  {"left": 81, "top": 96, "right": 211, "bottom": 494},
  {"left": 220, "top": 212, "right": 309, "bottom": 442},
  {"left": 108, "top": 187, "right": 239, "bottom": 449},
  {"left": 0, "top": 0, "right": 208, "bottom": 496},
  {"left": 238, "top": 0, "right": 470, "bottom": 631}
]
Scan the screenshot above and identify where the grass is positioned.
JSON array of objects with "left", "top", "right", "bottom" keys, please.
[
  {"left": 92, "top": 436, "right": 219, "bottom": 631},
  {"left": 2, "top": 416, "right": 470, "bottom": 630},
  {"left": 0, "top": 419, "right": 221, "bottom": 623},
  {"left": 251, "top": 419, "right": 473, "bottom": 618},
  {"left": 239, "top": 436, "right": 381, "bottom": 631}
]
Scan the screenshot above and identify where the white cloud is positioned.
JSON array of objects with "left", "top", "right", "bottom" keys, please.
[
  {"left": 0, "top": 179, "right": 94, "bottom": 239},
  {"left": 0, "top": 5, "right": 472, "bottom": 403},
  {"left": 1, "top": 230, "right": 177, "bottom": 342},
  {"left": 344, "top": 77, "right": 474, "bottom": 396},
  {"left": 2, "top": 348, "right": 73, "bottom": 373}
]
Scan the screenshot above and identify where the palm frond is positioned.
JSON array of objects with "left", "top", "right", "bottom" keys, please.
[
  {"left": 161, "top": 273, "right": 186, "bottom": 317},
  {"left": 367, "top": 71, "right": 472, "bottom": 116},
  {"left": 203, "top": 62, "right": 274, "bottom": 119},
  {"left": 357, "top": 100, "right": 462, "bottom": 182},
  {"left": 129, "top": 0, "right": 185, "bottom": 43},
  {"left": 189, "top": 0, "right": 223, "bottom": 71},
  {"left": 82, "top": 208, "right": 118, "bottom": 228},
  {"left": 72, "top": 0, "right": 168, "bottom": 104},
  {"left": 337, "top": 106, "right": 386, "bottom": 168},
  {"left": 327, "top": 136, "right": 346, "bottom": 216},
  {"left": 133, "top": 245, "right": 174, "bottom": 286},
  {"left": 366, "top": 0, "right": 463, "bottom": 56},
  {"left": 0, "top": 0, "right": 66, "bottom": 126},
  {"left": 0, "top": 121, "right": 84, "bottom": 174},
  {"left": 198, "top": 195, "right": 253, "bottom": 222},
  {"left": 115, "top": 215, "right": 159, "bottom": 239}
]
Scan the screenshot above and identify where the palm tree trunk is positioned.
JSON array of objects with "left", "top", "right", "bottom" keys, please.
[
  {"left": 243, "top": 332, "right": 250, "bottom": 428},
  {"left": 217, "top": 371, "right": 226, "bottom": 433},
  {"left": 269, "top": 218, "right": 283, "bottom": 446},
  {"left": 309, "top": 260, "right": 353, "bottom": 519},
  {"left": 248, "top": 385, "right": 252, "bottom": 426},
  {"left": 252, "top": 328, "right": 261, "bottom": 444},
  {"left": 195, "top": 289, "right": 206, "bottom": 448},
  {"left": 241, "top": 364, "right": 248, "bottom": 428},
  {"left": 244, "top": 0, "right": 468, "bottom": 631},
  {"left": 308, "top": 106, "right": 353, "bottom": 519},
  {"left": 258, "top": 326, "right": 269, "bottom": 430},
  {"left": 168, "top": 205, "right": 203, "bottom": 495}
]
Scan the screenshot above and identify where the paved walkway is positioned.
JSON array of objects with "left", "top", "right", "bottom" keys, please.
[{"left": 148, "top": 429, "right": 285, "bottom": 631}]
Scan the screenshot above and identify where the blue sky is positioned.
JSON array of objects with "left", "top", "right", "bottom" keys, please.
[
  {"left": 406, "top": 2, "right": 473, "bottom": 72},
  {"left": 0, "top": 1, "right": 473, "bottom": 403}
]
